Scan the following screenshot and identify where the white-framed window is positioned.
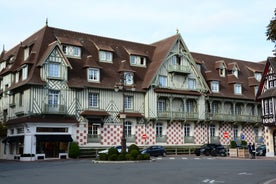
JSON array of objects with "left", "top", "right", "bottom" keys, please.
[
  {"left": 186, "top": 99, "right": 194, "bottom": 113},
  {"left": 48, "top": 90, "right": 59, "bottom": 107},
  {"left": 156, "top": 122, "right": 163, "bottom": 137},
  {"left": 24, "top": 47, "right": 30, "bottom": 61},
  {"left": 159, "top": 75, "right": 167, "bottom": 87},
  {"left": 212, "top": 102, "right": 219, "bottom": 114},
  {"left": 188, "top": 78, "right": 196, "bottom": 89},
  {"left": 184, "top": 123, "right": 190, "bottom": 137},
  {"left": 125, "top": 121, "right": 132, "bottom": 137},
  {"left": 62, "top": 45, "right": 81, "bottom": 58},
  {"left": 232, "top": 67, "right": 238, "bottom": 78},
  {"left": 233, "top": 125, "right": 238, "bottom": 139},
  {"left": 22, "top": 65, "right": 28, "bottom": 80},
  {"left": 48, "top": 63, "right": 60, "bottom": 78},
  {"left": 254, "top": 86, "right": 259, "bottom": 96},
  {"left": 255, "top": 72, "right": 262, "bottom": 81},
  {"left": 209, "top": 124, "right": 215, "bottom": 137},
  {"left": 234, "top": 83, "right": 242, "bottom": 95},
  {"left": 88, "top": 68, "right": 100, "bottom": 82},
  {"left": 124, "top": 72, "right": 134, "bottom": 85},
  {"left": 130, "top": 55, "right": 146, "bottom": 67},
  {"left": 88, "top": 93, "right": 98, "bottom": 108},
  {"left": 211, "top": 81, "right": 219, "bottom": 93},
  {"left": 88, "top": 123, "right": 101, "bottom": 136},
  {"left": 124, "top": 95, "right": 133, "bottom": 109},
  {"left": 219, "top": 68, "right": 225, "bottom": 77},
  {"left": 99, "top": 51, "right": 113, "bottom": 62},
  {"left": 157, "top": 99, "right": 166, "bottom": 112},
  {"left": 15, "top": 72, "right": 19, "bottom": 83}
]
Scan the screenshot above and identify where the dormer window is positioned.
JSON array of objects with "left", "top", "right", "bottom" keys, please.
[
  {"left": 171, "top": 55, "right": 181, "bottom": 65},
  {"left": 130, "top": 55, "right": 146, "bottom": 67},
  {"left": 88, "top": 68, "right": 100, "bottom": 82},
  {"left": 62, "top": 45, "right": 81, "bottom": 58},
  {"left": 99, "top": 50, "right": 113, "bottom": 63},
  {"left": 24, "top": 47, "right": 30, "bottom": 61},
  {"left": 49, "top": 63, "right": 60, "bottom": 78},
  {"left": 219, "top": 68, "right": 225, "bottom": 77},
  {"left": 234, "top": 83, "right": 242, "bottom": 95},
  {"left": 254, "top": 72, "right": 262, "bottom": 81},
  {"left": 211, "top": 81, "right": 219, "bottom": 93},
  {"left": 124, "top": 72, "right": 134, "bottom": 85},
  {"left": 22, "top": 65, "right": 28, "bottom": 80},
  {"left": 232, "top": 67, "right": 238, "bottom": 78}
]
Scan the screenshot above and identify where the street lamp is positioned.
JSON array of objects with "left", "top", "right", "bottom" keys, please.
[{"left": 114, "top": 60, "right": 135, "bottom": 153}]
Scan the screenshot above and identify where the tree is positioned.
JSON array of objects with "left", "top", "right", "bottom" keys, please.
[{"left": 266, "top": 8, "right": 276, "bottom": 55}]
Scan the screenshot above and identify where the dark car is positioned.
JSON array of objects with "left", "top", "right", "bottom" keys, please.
[
  {"left": 194, "top": 143, "right": 227, "bottom": 157},
  {"left": 256, "top": 145, "right": 266, "bottom": 156},
  {"left": 141, "top": 146, "right": 166, "bottom": 157}
]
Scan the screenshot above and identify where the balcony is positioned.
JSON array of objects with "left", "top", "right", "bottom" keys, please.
[
  {"left": 168, "top": 64, "right": 191, "bottom": 74},
  {"left": 157, "top": 111, "right": 198, "bottom": 121},
  {"left": 156, "top": 135, "right": 167, "bottom": 143},
  {"left": 87, "top": 134, "right": 101, "bottom": 143},
  {"left": 126, "top": 135, "right": 136, "bottom": 143},
  {"left": 208, "top": 113, "right": 261, "bottom": 123},
  {"left": 210, "top": 136, "right": 220, "bottom": 143},
  {"left": 43, "top": 104, "right": 66, "bottom": 114}
]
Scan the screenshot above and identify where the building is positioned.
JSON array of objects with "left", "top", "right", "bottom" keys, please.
[
  {"left": 256, "top": 57, "right": 276, "bottom": 157},
  {"left": 0, "top": 25, "right": 265, "bottom": 160}
]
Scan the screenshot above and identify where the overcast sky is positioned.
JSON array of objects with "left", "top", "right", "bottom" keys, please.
[{"left": 1, "top": 0, "right": 275, "bottom": 62}]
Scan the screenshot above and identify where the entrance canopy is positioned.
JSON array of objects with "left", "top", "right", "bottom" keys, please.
[
  {"left": 2, "top": 135, "right": 24, "bottom": 143},
  {"left": 36, "top": 134, "right": 73, "bottom": 142}
]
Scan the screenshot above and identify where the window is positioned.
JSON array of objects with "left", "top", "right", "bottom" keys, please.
[
  {"left": 184, "top": 123, "right": 190, "bottom": 137},
  {"left": 255, "top": 72, "right": 262, "bottom": 81},
  {"left": 210, "top": 124, "right": 215, "bottom": 137},
  {"left": 22, "top": 65, "right": 28, "bottom": 80},
  {"left": 99, "top": 51, "right": 113, "bottom": 62},
  {"left": 48, "top": 90, "right": 59, "bottom": 107},
  {"left": 124, "top": 95, "right": 133, "bottom": 109},
  {"left": 171, "top": 55, "right": 181, "bottom": 65},
  {"left": 159, "top": 75, "right": 167, "bottom": 87},
  {"left": 211, "top": 81, "right": 219, "bottom": 92},
  {"left": 156, "top": 122, "right": 163, "bottom": 137},
  {"left": 234, "top": 84, "right": 242, "bottom": 95},
  {"left": 157, "top": 99, "right": 166, "bottom": 112},
  {"left": 219, "top": 68, "right": 225, "bottom": 77},
  {"left": 254, "top": 86, "right": 259, "bottom": 96},
  {"left": 88, "top": 123, "right": 100, "bottom": 136},
  {"left": 186, "top": 99, "right": 194, "bottom": 113},
  {"left": 124, "top": 72, "right": 134, "bottom": 85},
  {"left": 188, "top": 78, "right": 196, "bottom": 89},
  {"left": 88, "top": 93, "right": 98, "bottom": 108},
  {"left": 88, "top": 68, "right": 100, "bottom": 82},
  {"left": 24, "top": 47, "right": 29, "bottom": 61},
  {"left": 62, "top": 45, "right": 81, "bottom": 58},
  {"left": 19, "top": 92, "right": 23, "bottom": 107},
  {"left": 48, "top": 63, "right": 60, "bottom": 78},
  {"left": 232, "top": 68, "right": 238, "bottom": 78},
  {"left": 212, "top": 102, "right": 219, "bottom": 114},
  {"left": 125, "top": 121, "right": 132, "bottom": 137},
  {"left": 130, "top": 55, "right": 146, "bottom": 67},
  {"left": 235, "top": 104, "right": 242, "bottom": 115}
]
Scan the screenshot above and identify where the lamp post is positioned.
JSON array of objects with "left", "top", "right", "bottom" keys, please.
[{"left": 114, "top": 62, "right": 135, "bottom": 153}]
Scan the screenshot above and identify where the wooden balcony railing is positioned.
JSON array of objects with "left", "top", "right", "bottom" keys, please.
[
  {"left": 43, "top": 104, "right": 66, "bottom": 114},
  {"left": 157, "top": 111, "right": 198, "bottom": 120},
  {"left": 87, "top": 134, "right": 101, "bottom": 143},
  {"left": 168, "top": 65, "right": 191, "bottom": 74},
  {"left": 208, "top": 113, "right": 261, "bottom": 123}
]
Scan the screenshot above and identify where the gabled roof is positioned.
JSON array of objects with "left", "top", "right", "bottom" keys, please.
[{"left": 256, "top": 57, "right": 276, "bottom": 99}]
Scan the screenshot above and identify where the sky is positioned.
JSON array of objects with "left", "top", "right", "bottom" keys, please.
[{"left": 1, "top": 0, "right": 276, "bottom": 62}]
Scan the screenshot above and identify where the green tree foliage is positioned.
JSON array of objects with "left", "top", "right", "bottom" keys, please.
[
  {"left": 266, "top": 8, "right": 276, "bottom": 54},
  {"left": 68, "top": 142, "right": 80, "bottom": 158}
]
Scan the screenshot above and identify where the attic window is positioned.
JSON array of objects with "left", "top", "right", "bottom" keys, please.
[
  {"left": 232, "top": 67, "right": 238, "bottom": 78},
  {"left": 234, "top": 83, "right": 242, "bottom": 95},
  {"left": 99, "top": 51, "right": 113, "bottom": 63},
  {"left": 24, "top": 47, "right": 30, "bottom": 61},
  {"left": 211, "top": 81, "right": 219, "bottom": 93},
  {"left": 130, "top": 55, "right": 146, "bottom": 67},
  {"left": 22, "top": 65, "right": 28, "bottom": 80},
  {"left": 62, "top": 45, "right": 81, "bottom": 58},
  {"left": 219, "top": 68, "right": 225, "bottom": 77},
  {"left": 254, "top": 72, "right": 262, "bottom": 81},
  {"left": 87, "top": 68, "right": 100, "bottom": 82}
]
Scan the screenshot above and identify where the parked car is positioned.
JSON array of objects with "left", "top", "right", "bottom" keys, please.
[
  {"left": 141, "top": 146, "right": 166, "bottom": 157},
  {"left": 256, "top": 145, "right": 266, "bottom": 156},
  {"left": 194, "top": 143, "right": 227, "bottom": 157},
  {"left": 98, "top": 145, "right": 128, "bottom": 154}
]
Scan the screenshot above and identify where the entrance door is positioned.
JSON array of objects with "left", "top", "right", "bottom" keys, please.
[{"left": 45, "top": 142, "right": 59, "bottom": 158}]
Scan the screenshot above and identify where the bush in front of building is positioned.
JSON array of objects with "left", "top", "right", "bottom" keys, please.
[{"left": 69, "top": 142, "right": 80, "bottom": 158}]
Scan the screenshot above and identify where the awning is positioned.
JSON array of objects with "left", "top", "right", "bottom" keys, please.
[
  {"left": 36, "top": 134, "right": 73, "bottom": 142},
  {"left": 2, "top": 135, "right": 24, "bottom": 143}
]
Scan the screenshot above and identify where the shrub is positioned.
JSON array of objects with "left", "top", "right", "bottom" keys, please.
[
  {"left": 142, "top": 153, "right": 150, "bottom": 160},
  {"left": 240, "top": 140, "right": 247, "bottom": 148},
  {"left": 128, "top": 144, "right": 140, "bottom": 152},
  {"left": 69, "top": 142, "right": 80, "bottom": 158},
  {"left": 230, "top": 140, "right": 237, "bottom": 148},
  {"left": 108, "top": 154, "right": 118, "bottom": 161},
  {"left": 117, "top": 152, "right": 127, "bottom": 161},
  {"left": 99, "top": 153, "right": 108, "bottom": 161},
  {"left": 130, "top": 150, "right": 139, "bottom": 160},
  {"left": 108, "top": 147, "right": 119, "bottom": 157}
]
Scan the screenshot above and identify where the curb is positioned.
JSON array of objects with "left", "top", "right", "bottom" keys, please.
[{"left": 92, "top": 159, "right": 156, "bottom": 164}]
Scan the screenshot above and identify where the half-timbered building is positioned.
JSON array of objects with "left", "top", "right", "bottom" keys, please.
[{"left": 0, "top": 25, "right": 265, "bottom": 160}]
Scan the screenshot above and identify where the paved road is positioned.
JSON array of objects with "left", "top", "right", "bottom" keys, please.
[{"left": 0, "top": 156, "right": 276, "bottom": 184}]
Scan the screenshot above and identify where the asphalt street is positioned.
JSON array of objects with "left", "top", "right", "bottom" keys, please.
[{"left": 0, "top": 156, "right": 276, "bottom": 184}]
